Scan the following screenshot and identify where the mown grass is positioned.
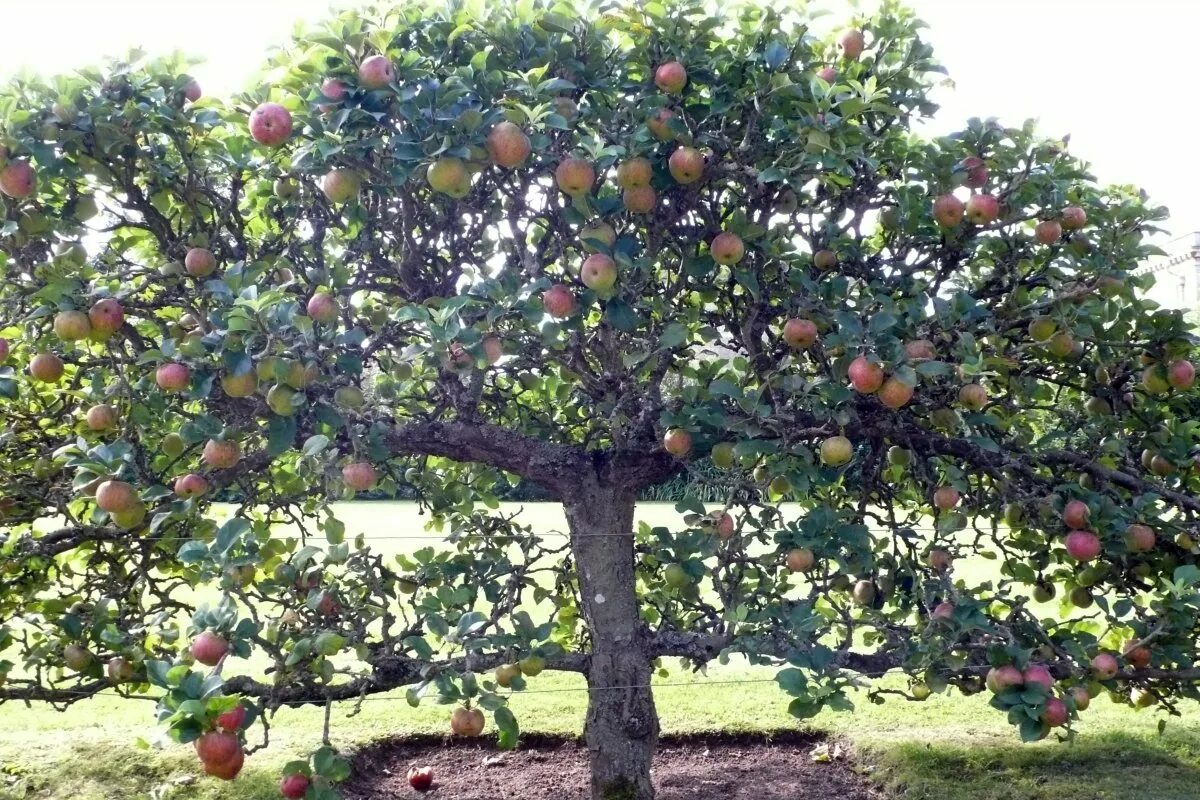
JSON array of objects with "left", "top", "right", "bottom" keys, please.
[{"left": 1, "top": 502, "right": 1198, "bottom": 800}]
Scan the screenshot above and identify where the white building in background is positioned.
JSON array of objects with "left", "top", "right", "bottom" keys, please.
[{"left": 1138, "top": 231, "right": 1200, "bottom": 311}]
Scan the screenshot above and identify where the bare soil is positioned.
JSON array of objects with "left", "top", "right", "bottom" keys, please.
[{"left": 343, "top": 731, "right": 881, "bottom": 800}]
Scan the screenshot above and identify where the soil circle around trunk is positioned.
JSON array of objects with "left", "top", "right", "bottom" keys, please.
[{"left": 343, "top": 730, "right": 882, "bottom": 800}]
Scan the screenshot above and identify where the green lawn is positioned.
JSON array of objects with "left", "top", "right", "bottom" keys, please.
[{"left": 2, "top": 502, "right": 1198, "bottom": 800}]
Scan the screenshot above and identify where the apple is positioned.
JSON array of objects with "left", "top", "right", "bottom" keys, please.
[
  {"left": 554, "top": 156, "right": 595, "bottom": 196},
  {"left": 1060, "top": 206, "right": 1087, "bottom": 230},
  {"left": 519, "top": 654, "right": 546, "bottom": 676},
  {"left": 783, "top": 318, "right": 818, "bottom": 349},
  {"left": 1023, "top": 663, "right": 1054, "bottom": 692},
  {"left": 839, "top": 29, "right": 865, "bottom": 60},
  {"left": 1071, "top": 686, "right": 1091, "bottom": 711},
  {"left": 851, "top": 579, "right": 876, "bottom": 606},
  {"left": 222, "top": 371, "right": 257, "bottom": 398},
  {"left": 877, "top": 377, "right": 913, "bottom": 409},
  {"left": 280, "top": 774, "right": 310, "bottom": 799},
  {"left": 156, "top": 362, "right": 190, "bottom": 392},
  {"left": 321, "top": 78, "right": 348, "bottom": 102},
  {"left": 195, "top": 730, "right": 240, "bottom": 766},
  {"left": 96, "top": 480, "right": 137, "bottom": 513},
  {"left": 654, "top": 61, "right": 687, "bottom": 93},
  {"left": 182, "top": 78, "right": 202, "bottom": 102},
  {"left": 786, "top": 548, "right": 815, "bottom": 573},
  {"left": 106, "top": 656, "right": 134, "bottom": 682},
  {"left": 450, "top": 706, "right": 485, "bottom": 736},
  {"left": 162, "top": 433, "right": 185, "bottom": 457},
  {"left": 961, "top": 156, "right": 988, "bottom": 188},
  {"left": 581, "top": 221, "right": 617, "bottom": 253},
  {"left": 342, "top": 462, "right": 377, "bottom": 491},
  {"left": 202, "top": 439, "right": 241, "bottom": 469},
  {"left": 358, "top": 54, "right": 396, "bottom": 88},
  {"left": 903, "top": 339, "right": 936, "bottom": 360},
  {"left": 927, "top": 549, "right": 951, "bottom": 571},
  {"left": 616, "top": 157, "right": 653, "bottom": 188},
  {"left": 709, "top": 510, "right": 735, "bottom": 539},
  {"left": 663, "top": 428, "right": 691, "bottom": 457},
  {"left": 495, "top": 662, "right": 521, "bottom": 687},
  {"left": 1034, "top": 219, "right": 1062, "bottom": 245},
  {"left": 88, "top": 299, "right": 124, "bottom": 338},
  {"left": 486, "top": 121, "right": 531, "bottom": 168},
  {"left": 185, "top": 247, "right": 217, "bottom": 277},
  {"left": 965, "top": 193, "right": 999, "bottom": 225},
  {"left": 932, "top": 601, "right": 955, "bottom": 620},
  {"left": 817, "top": 66, "right": 837, "bottom": 82},
  {"left": 543, "top": 284, "right": 576, "bottom": 318},
  {"left": 887, "top": 446, "right": 911, "bottom": 467},
  {"left": 711, "top": 232, "right": 745, "bottom": 265},
  {"left": 623, "top": 185, "right": 656, "bottom": 213},
  {"left": 932, "top": 194, "right": 964, "bottom": 227},
  {"left": 427, "top": 157, "right": 469, "bottom": 196},
  {"left": 1132, "top": 687, "right": 1156, "bottom": 708},
  {"left": 932, "top": 486, "right": 959, "bottom": 511},
  {"left": 986, "top": 664, "right": 1023, "bottom": 693},
  {"left": 248, "top": 102, "right": 293, "bottom": 147},
  {"left": 321, "top": 168, "right": 361, "bottom": 203},
  {"left": 820, "top": 435, "right": 853, "bottom": 466},
  {"left": 1124, "top": 643, "right": 1151, "bottom": 669},
  {"left": 306, "top": 292, "right": 339, "bottom": 324},
  {"left": 191, "top": 631, "right": 230, "bottom": 666},
  {"left": 217, "top": 704, "right": 247, "bottom": 732},
  {"left": 54, "top": 310, "right": 91, "bottom": 341},
  {"left": 1168, "top": 359, "right": 1195, "bottom": 390},
  {"left": 647, "top": 107, "right": 678, "bottom": 140},
  {"left": 1028, "top": 316, "right": 1056, "bottom": 342},
  {"left": 1125, "top": 523, "right": 1155, "bottom": 552},
  {"left": 174, "top": 473, "right": 209, "bottom": 499},
  {"left": 408, "top": 766, "right": 434, "bottom": 792},
  {"left": 664, "top": 563, "right": 690, "bottom": 588},
  {"left": 267, "top": 384, "right": 298, "bottom": 416},
  {"left": 553, "top": 95, "right": 578, "bottom": 121},
  {"left": 580, "top": 253, "right": 617, "bottom": 294},
  {"left": 63, "top": 643, "right": 94, "bottom": 672},
  {"left": 710, "top": 442, "right": 735, "bottom": 468},
  {"left": 1046, "top": 331, "right": 1074, "bottom": 358},
  {"left": 668, "top": 146, "right": 704, "bottom": 184},
  {"left": 1062, "top": 499, "right": 1090, "bottom": 529},
  {"left": 85, "top": 404, "right": 117, "bottom": 431},
  {"left": 1065, "top": 530, "right": 1101, "bottom": 561},
  {"left": 1042, "top": 696, "right": 1068, "bottom": 727},
  {"left": 848, "top": 356, "right": 884, "bottom": 393},
  {"left": 482, "top": 336, "right": 504, "bottom": 365},
  {"left": 0, "top": 160, "right": 37, "bottom": 198},
  {"left": 958, "top": 383, "right": 987, "bottom": 410}
]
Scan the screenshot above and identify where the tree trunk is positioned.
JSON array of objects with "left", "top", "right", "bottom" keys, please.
[{"left": 565, "top": 481, "right": 658, "bottom": 800}]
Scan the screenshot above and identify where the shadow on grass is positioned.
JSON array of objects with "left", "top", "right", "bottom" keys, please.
[{"left": 866, "top": 729, "right": 1200, "bottom": 800}]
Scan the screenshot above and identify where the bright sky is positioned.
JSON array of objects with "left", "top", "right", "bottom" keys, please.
[{"left": 0, "top": 0, "right": 1195, "bottom": 246}]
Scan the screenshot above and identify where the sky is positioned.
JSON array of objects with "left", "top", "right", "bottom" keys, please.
[{"left": 0, "top": 0, "right": 1195, "bottom": 249}]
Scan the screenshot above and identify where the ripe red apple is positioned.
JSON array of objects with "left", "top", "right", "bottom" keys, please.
[
  {"left": 88, "top": 299, "right": 124, "bottom": 338},
  {"left": 1062, "top": 499, "right": 1089, "bottom": 529},
  {"left": 1071, "top": 686, "right": 1090, "bottom": 711},
  {"left": 1065, "top": 530, "right": 1101, "bottom": 561},
  {"left": 0, "top": 160, "right": 37, "bottom": 198},
  {"left": 932, "top": 486, "right": 959, "bottom": 511},
  {"left": 616, "top": 157, "right": 653, "bottom": 188},
  {"left": 183, "top": 78, "right": 202, "bottom": 103},
  {"left": 408, "top": 766, "right": 434, "bottom": 792},
  {"left": 486, "top": 121, "right": 531, "bottom": 169},
  {"left": 663, "top": 428, "right": 692, "bottom": 457},
  {"left": 647, "top": 107, "right": 678, "bottom": 141},
  {"left": 29, "top": 353, "right": 65, "bottom": 382},
  {"left": 195, "top": 729, "right": 240, "bottom": 765},
  {"left": 450, "top": 706, "right": 485, "bottom": 736},
  {"left": 248, "top": 103, "right": 293, "bottom": 147},
  {"left": 96, "top": 480, "right": 137, "bottom": 513},
  {"left": 185, "top": 247, "right": 217, "bottom": 277},
  {"left": 932, "top": 194, "right": 964, "bottom": 227},
  {"left": 783, "top": 318, "right": 818, "bottom": 349},
  {"left": 785, "top": 548, "right": 815, "bottom": 573},
  {"left": 191, "top": 631, "right": 230, "bottom": 666},
  {"left": 217, "top": 704, "right": 247, "bottom": 732},
  {"left": 280, "top": 773, "right": 310, "bottom": 799},
  {"left": 306, "top": 292, "right": 339, "bottom": 324},
  {"left": 203, "top": 749, "right": 244, "bottom": 780},
  {"left": 654, "top": 61, "right": 687, "bottom": 93},
  {"left": 320, "top": 78, "right": 348, "bottom": 102},
  {"left": 839, "top": 29, "right": 865, "bottom": 60},
  {"left": 342, "top": 462, "right": 377, "bottom": 491},
  {"left": 927, "top": 549, "right": 951, "bottom": 571},
  {"left": 932, "top": 601, "right": 955, "bottom": 620},
  {"left": 623, "top": 185, "right": 656, "bottom": 213},
  {"left": 106, "top": 656, "right": 135, "bottom": 682},
  {"left": 965, "top": 193, "right": 999, "bottom": 225},
  {"left": 1124, "top": 643, "right": 1151, "bottom": 669},
  {"left": 958, "top": 383, "right": 987, "bottom": 410},
  {"left": 54, "top": 310, "right": 91, "bottom": 341},
  {"left": 711, "top": 232, "right": 745, "bottom": 265},
  {"left": 878, "top": 376, "right": 914, "bottom": 409},
  {"left": 555, "top": 156, "right": 595, "bottom": 195},
  {"left": 174, "top": 473, "right": 209, "bottom": 499},
  {"left": 321, "top": 168, "right": 361, "bottom": 203},
  {"left": 709, "top": 510, "right": 736, "bottom": 539},
  {"left": 358, "top": 54, "right": 396, "bottom": 89},
  {"left": 820, "top": 435, "right": 853, "bottom": 466},
  {"left": 1023, "top": 663, "right": 1054, "bottom": 692},
  {"left": 960, "top": 156, "right": 988, "bottom": 188},
  {"left": 1167, "top": 359, "right": 1195, "bottom": 390},
  {"left": 202, "top": 439, "right": 241, "bottom": 469},
  {"left": 580, "top": 253, "right": 617, "bottom": 294},
  {"left": 1034, "top": 219, "right": 1062, "bottom": 245},
  {"left": 817, "top": 66, "right": 837, "bottom": 82},
  {"left": 156, "top": 362, "right": 190, "bottom": 392},
  {"left": 668, "top": 146, "right": 704, "bottom": 183},
  {"left": 904, "top": 339, "right": 936, "bottom": 360},
  {"left": 1060, "top": 206, "right": 1087, "bottom": 230},
  {"left": 543, "top": 284, "right": 576, "bottom": 318},
  {"left": 1090, "top": 652, "right": 1119, "bottom": 680},
  {"left": 848, "top": 356, "right": 884, "bottom": 393},
  {"left": 986, "top": 664, "right": 1023, "bottom": 693},
  {"left": 85, "top": 404, "right": 117, "bottom": 431},
  {"left": 1125, "top": 523, "right": 1155, "bottom": 552},
  {"left": 1042, "top": 696, "right": 1068, "bottom": 727}
]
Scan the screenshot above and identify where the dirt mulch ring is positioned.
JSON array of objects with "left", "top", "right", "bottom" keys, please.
[{"left": 343, "top": 731, "right": 881, "bottom": 799}]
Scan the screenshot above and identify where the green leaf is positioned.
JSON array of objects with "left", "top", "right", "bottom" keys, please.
[{"left": 493, "top": 705, "right": 520, "bottom": 750}]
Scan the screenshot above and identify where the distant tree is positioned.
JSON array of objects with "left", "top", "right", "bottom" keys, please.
[{"left": 0, "top": 1, "right": 1198, "bottom": 798}]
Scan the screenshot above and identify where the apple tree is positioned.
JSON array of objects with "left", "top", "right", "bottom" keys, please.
[{"left": 2, "top": 1, "right": 1200, "bottom": 798}]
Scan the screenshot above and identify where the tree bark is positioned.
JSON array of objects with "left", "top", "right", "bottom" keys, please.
[{"left": 565, "top": 480, "right": 658, "bottom": 800}]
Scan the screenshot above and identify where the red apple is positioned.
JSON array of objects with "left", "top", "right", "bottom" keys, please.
[
  {"left": 486, "top": 121, "right": 531, "bottom": 169},
  {"left": 156, "top": 362, "right": 191, "bottom": 392},
  {"left": 1042, "top": 696, "right": 1068, "bottom": 727},
  {"left": 280, "top": 774, "right": 310, "bottom": 799},
  {"left": 216, "top": 703, "right": 247, "bottom": 732},
  {"left": 647, "top": 107, "right": 677, "bottom": 141},
  {"left": 1124, "top": 643, "right": 1151, "bottom": 669},
  {"left": 878, "top": 376, "right": 914, "bottom": 409},
  {"left": 359, "top": 54, "right": 396, "bottom": 89},
  {"left": 932, "top": 194, "right": 964, "bottom": 227},
  {"left": 785, "top": 548, "right": 815, "bottom": 573},
  {"left": 623, "top": 185, "right": 657, "bottom": 214},
  {"left": 1034, "top": 219, "right": 1062, "bottom": 245},
  {"left": 839, "top": 29, "right": 865, "bottom": 60},
  {"left": 184, "top": 247, "right": 217, "bottom": 277},
  {"left": 961, "top": 156, "right": 988, "bottom": 188},
  {"left": 1167, "top": 359, "right": 1195, "bottom": 390},
  {"left": 96, "top": 480, "right": 137, "bottom": 513},
  {"left": 965, "top": 193, "right": 999, "bottom": 225},
  {"left": 1062, "top": 499, "right": 1089, "bottom": 529},
  {"left": 1023, "top": 663, "right": 1054, "bottom": 692},
  {"left": 668, "top": 146, "right": 704, "bottom": 184},
  {"left": 195, "top": 730, "right": 240, "bottom": 765},
  {"left": 320, "top": 78, "right": 347, "bottom": 102},
  {"left": 616, "top": 157, "right": 653, "bottom": 188},
  {"left": 986, "top": 664, "right": 1023, "bottom": 693},
  {"left": 88, "top": 299, "right": 125, "bottom": 338},
  {"left": 783, "top": 318, "right": 818, "bottom": 349},
  {"left": 663, "top": 428, "right": 691, "bottom": 457},
  {"left": 174, "top": 473, "right": 209, "bottom": 499},
  {"left": 933, "top": 486, "right": 959, "bottom": 511},
  {"left": 543, "top": 284, "right": 576, "bottom": 318},
  {"left": 0, "top": 160, "right": 37, "bottom": 199},
  {"left": 927, "top": 549, "right": 952, "bottom": 571},
  {"left": 1091, "top": 652, "right": 1119, "bottom": 680},
  {"left": 450, "top": 706, "right": 485, "bottom": 736},
  {"left": 817, "top": 66, "right": 837, "bottom": 82},
  {"left": 85, "top": 404, "right": 117, "bottom": 431},
  {"left": 1125, "top": 523, "right": 1155, "bottom": 552},
  {"left": 813, "top": 249, "right": 838, "bottom": 270},
  {"left": 191, "top": 631, "right": 229, "bottom": 666},
  {"left": 342, "top": 462, "right": 377, "bottom": 491},
  {"left": 958, "top": 383, "right": 987, "bottom": 410},
  {"left": 555, "top": 156, "right": 595, "bottom": 195},
  {"left": 1060, "top": 206, "right": 1087, "bottom": 230},
  {"left": 183, "top": 78, "right": 202, "bottom": 103},
  {"left": 248, "top": 102, "right": 293, "bottom": 147},
  {"left": 848, "top": 356, "right": 884, "bottom": 393},
  {"left": 711, "top": 232, "right": 745, "bottom": 265},
  {"left": 203, "top": 749, "right": 244, "bottom": 780},
  {"left": 29, "top": 353, "right": 64, "bottom": 382},
  {"left": 1065, "top": 530, "right": 1101, "bottom": 561},
  {"left": 932, "top": 601, "right": 955, "bottom": 620},
  {"left": 307, "top": 292, "right": 339, "bottom": 324},
  {"left": 202, "top": 439, "right": 241, "bottom": 469},
  {"left": 580, "top": 253, "right": 617, "bottom": 294},
  {"left": 321, "top": 169, "right": 361, "bottom": 203},
  {"left": 654, "top": 61, "right": 687, "bottom": 93},
  {"left": 0, "top": 337, "right": 8, "bottom": 361}
]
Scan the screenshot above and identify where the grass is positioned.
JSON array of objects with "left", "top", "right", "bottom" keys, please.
[{"left": 2, "top": 502, "right": 1199, "bottom": 800}]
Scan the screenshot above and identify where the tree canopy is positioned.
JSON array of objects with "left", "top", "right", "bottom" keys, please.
[{"left": 0, "top": 1, "right": 1198, "bottom": 798}]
